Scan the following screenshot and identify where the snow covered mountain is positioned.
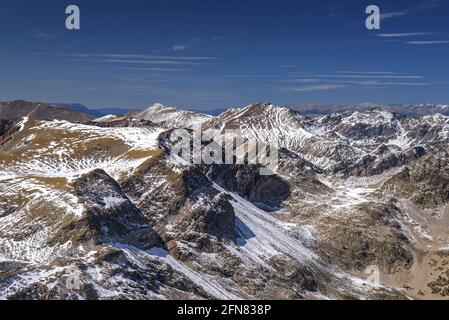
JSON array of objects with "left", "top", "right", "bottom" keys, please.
[
  {"left": 132, "top": 103, "right": 211, "bottom": 129},
  {"left": 1, "top": 101, "right": 449, "bottom": 300},
  {"left": 291, "top": 103, "right": 449, "bottom": 117}
]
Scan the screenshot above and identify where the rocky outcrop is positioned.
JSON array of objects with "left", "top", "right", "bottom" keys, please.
[
  {"left": 348, "top": 146, "right": 426, "bottom": 177},
  {"left": 316, "top": 203, "right": 414, "bottom": 274},
  {"left": 384, "top": 149, "right": 449, "bottom": 208},
  {"left": 51, "top": 169, "right": 163, "bottom": 249},
  {"left": 121, "top": 156, "right": 237, "bottom": 258},
  {"left": 86, "top": 118, "right": 157, "bottom": 128},
  {"left": 0, "top": 119, "right": 15, "bottom": 145},
  {"left": 0, "top": 120, "right": 12, "bottom": 136},
  {"left": 200, "top": 163, "right": 291, "bottom": 211}
]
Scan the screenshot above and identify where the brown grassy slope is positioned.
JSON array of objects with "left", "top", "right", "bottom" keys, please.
[{"left": 0, "top": 100, "right": 94, "bottom": 122}]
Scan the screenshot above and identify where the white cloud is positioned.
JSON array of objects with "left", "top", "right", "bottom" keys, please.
[
  {"left": 407, "top": 40, "right": 449, "bottom": 44},
  {"left": 377, "top": 32, "right": 434, "bottom": 37},
  {"left": 100, "top": 59, "right": 213, "bottom": 66},
  {"left": 335, "top": 71, "right": 398, "bottom": 75},
  {"left": 381, "top": 11, "right": 409, "bottom": 20},
  {"left": 290, "top": 84, "right": 346, "bottom": 92},
  {"left": 60, "top": 53, "right": 217, "bottom": 60},
  {"left": 172, "top": 43, "right": 189, "bottom": 51},
  {"left": 283, "top": 71, "right": 430, "bottom": 92},
  {"left": 380, "top": 1, "right": 446, "bottom": 21},
  {"left": 32, "top": 30, "right": 56, "bottom": 41},
  {"left": 286, "top": 79, "right": 429, "bottom": 87},
  {"left": 288, "top": 74, "right": 423, "bottom": 79}
]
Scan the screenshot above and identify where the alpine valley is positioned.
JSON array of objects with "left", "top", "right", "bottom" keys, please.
[{"left": 1, "top": 100, "right": 449, "bottom": 300}]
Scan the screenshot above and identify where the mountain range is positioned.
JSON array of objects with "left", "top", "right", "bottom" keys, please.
[
  {"left": 1, "top": 100, "right": 449, "bottom": 300},
  {"left": 3, "top": 100, "right": 448, "bottom": 121}
]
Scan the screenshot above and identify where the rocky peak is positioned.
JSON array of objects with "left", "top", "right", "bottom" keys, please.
[
  {"left": 132, "top": 103, "right": 211, "bottom": 129},
  {"left": 57, "top": 169, "right": 163, "bottom": 249}
]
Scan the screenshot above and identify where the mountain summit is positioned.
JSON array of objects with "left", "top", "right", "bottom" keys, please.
[{"left": 132, "top": 103, "right": 211, "bottom": 128}]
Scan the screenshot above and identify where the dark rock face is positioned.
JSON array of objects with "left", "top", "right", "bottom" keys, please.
[
  {"left": 1, "top": 248, "right": 212, "bottom": 300},
  {"left": 52, "top": 169, "right": 163, "bottom": 249},
  {"left": 0, "top": 119, "right": 12, "bottom": 136},
  {"left": 317, "top": 203, "right": 414, "bottom": 274},
  {"left": 319, "top": 109, "right": 404, "bottom": 140},
  {"left": 384, "top": 149, "right": 449, "bottom": 208},
  {"left": 349, "top": 146, "right": 427, "bottom": 177},
  {"left": 0, "top": 119, "right": 14, "bottom": 144},
  {"left": 428, "top": 271, "right": 449, "bottom": 297},
  {"left": 336, "top": 121, "right": 399, "bottom": 142},
  {"left": 200, "top": 164, "right": 291, "bottom": 211},
  {"left": 85, "top": 118, "right": 157, "bottom": 128},
  {"left": 121, "top": 156, "right": 237, "bottom": 257},
  {"left": 179, "top": 168, "right": 236, "bottom": 241}
]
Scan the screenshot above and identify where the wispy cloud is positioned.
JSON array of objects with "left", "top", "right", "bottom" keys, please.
[
  {"left": 113, "top": 67, "right": 191, "bottom": 72},
  {"left": 28, "top": 53, "right": 218, "bottom": 72},
  {"left": 335, "top": 71, "right": 398, "bottom": 75},
  {"left": 280, "top": 65, "right": 297, "bottom": 68},
  {"left": 381, "top": 0, "right": 446, "bottom": 21},
  {"left": 287, "top": 74, "right": 423, "bottom": 79},
  {"left": 286, "top": 79, "right": 429, "bottom": 86},
  {"left": 282, "top": 71, "right": 430, "bottom": 93},
  {"left": 407, "top": 40, "right": 449, "bottom": 44},
  {"left": 60, "top": 53, "right": 217, "bottom": 60},
  {"left": 32, "top": 30, "right": 57, "bottom": 41},
  {"left": 377, "top": 32, "right": 434, "bottom": 38},
  {"left": 100, "top": 59, "right": 214, "bottom": 66},
  {"left": 381, "top": 11, "right": 409, "bottom": 20},
  {"left": 172, "top": 43, "right": 189, "bottom": 51},
  {"left": 290, "top": 84, "right": 346, "bottom": 92}
]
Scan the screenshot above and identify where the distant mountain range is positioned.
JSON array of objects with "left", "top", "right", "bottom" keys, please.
[
  {"left": 290, "top": 103, "right": 449, "bottom": 117},
  {"left": 58, "top": 103, "right": 138, "bottom": 117},
  {"left": 66, "top": 102, "right": 449, "bottom": 118},
  {"left": 0, "top": 100, "right": 94, "bottom": 122},
  {"left": 3, "top": 100, "right": 448, "bottom": 122}
]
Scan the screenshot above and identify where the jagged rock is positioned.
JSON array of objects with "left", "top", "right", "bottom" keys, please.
[
  {"left": 121, "top": 156, "right": 237, "bottom": 255},
  {"left": 51, "top": 169, "right": 163, "bottom": 249},
  {"left": 0, "top": 120, "right": 13, "bottom": 137},
  {"left": 0, "top": 119, "right": 15, "bottom": 145},
  {"left": 384, "top": 149, "right": 449, "bottom": 208},
  {"left": 349, "top": 146, "right": 426, "bottom": 177},
  {"left": 131, "top": 103, "right": 211, "bottom": 129},
  {"left": 85, "top": 118, "right": 157, "bottom": 128}
]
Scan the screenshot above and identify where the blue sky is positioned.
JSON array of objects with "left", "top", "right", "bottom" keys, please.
[{"left": 0, "top": 0, "right": 448, "bottom": 111}]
